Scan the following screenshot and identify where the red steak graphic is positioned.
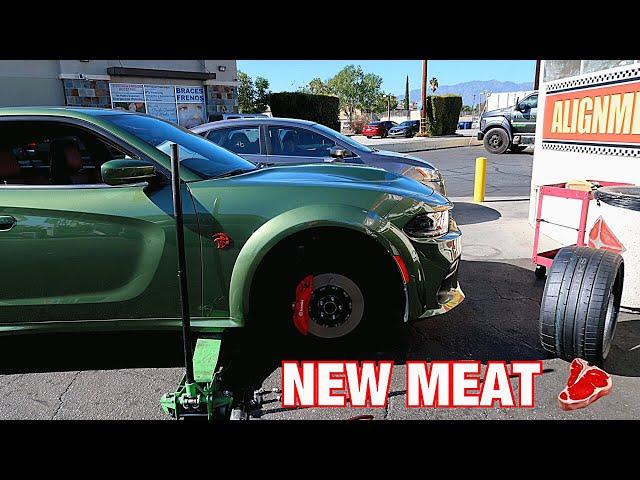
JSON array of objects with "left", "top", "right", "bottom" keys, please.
[
  {"left": 558, "top": 358, "right": 612, "bottom": 411},
  {"left": 588, "top": 216, "right": 625, "bottom": 254}
]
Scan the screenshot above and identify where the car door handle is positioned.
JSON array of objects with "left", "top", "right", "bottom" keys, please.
[{"left": 0, "top": 215, "right": 16, "bottom": 231}]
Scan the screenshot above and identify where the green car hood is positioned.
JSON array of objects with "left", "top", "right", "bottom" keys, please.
[{"left": 197, "top": 163, "right": 445, "bottom": 207}]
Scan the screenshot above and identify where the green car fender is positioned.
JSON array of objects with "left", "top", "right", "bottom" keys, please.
[{"left": 228, "top": 203, "right": 425, "bottom": 325}]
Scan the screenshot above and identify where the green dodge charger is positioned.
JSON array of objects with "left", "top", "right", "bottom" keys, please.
[{"left": 0, "top": 107, "right": 462, "bottom": 343}]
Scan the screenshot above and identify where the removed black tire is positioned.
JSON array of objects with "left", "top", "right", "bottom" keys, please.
[
  {"left": 539, "top": 246, "right": 624, "bottom": 365},
  {"left": 483, "top": 127, "right": 510, "bottom": 154}
]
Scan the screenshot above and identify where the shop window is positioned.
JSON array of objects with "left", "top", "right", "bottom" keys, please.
[{"left": 581, "top": 60, "right": 636, "bottom": 74}]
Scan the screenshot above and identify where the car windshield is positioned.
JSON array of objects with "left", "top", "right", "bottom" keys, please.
[
  {"left": 312, "top": 123, "right": 374, "bottom": 153},
  {"left": 105, "top": 113, "right": 257, "bottom": 179}
]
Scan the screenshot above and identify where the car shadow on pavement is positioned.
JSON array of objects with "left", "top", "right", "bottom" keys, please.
[
  {"left": 452, "top": 202, "right": 501, "bottom": 226},
  {"left": 603, "top": 312, "right": 640, "bottom": 377},
  {"left": 0, "top": 331, "right": 185, "bottom": 375}
]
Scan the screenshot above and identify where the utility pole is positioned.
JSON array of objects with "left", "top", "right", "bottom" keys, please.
[
  {"left": 534, "top": 59, "right": 541, "bottom": 90},
  {"left": 404, "top": 75, "right": 410, "bottom": 118},
  {"left": 420, "top": 60, "right": 427, "bottom": 134},
  {"left": 387, "top": 94, "right": 391, "bottom": 120},
  {"left": 472, "top": 94, "right": 476, "bottom": 120}
]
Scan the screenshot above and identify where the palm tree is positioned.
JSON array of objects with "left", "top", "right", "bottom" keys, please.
[{"left": 429, "top": 77, "right": 439, "bottom": 93}]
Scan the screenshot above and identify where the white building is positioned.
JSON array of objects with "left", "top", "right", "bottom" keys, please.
[{"left": 530, "top": 60, "right": 640, "bottom": 243}]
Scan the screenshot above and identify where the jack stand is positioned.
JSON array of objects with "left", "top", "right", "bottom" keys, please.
[{"left": 160, "top": 143, "right": 236, "bottom": 420}]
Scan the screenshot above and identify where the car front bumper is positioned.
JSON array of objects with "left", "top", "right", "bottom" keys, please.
[
  {"left": 412, "top": 223, "right": 464, "bottom": 319},
  {"left": 477, "top": 131, "right": 484, "bottom": 140},
  {"left": 386, "top": 215, "right": 463, "bottom": 322},
  {"left": 388, "top": 130, "right": 409, "bottom": 137}
]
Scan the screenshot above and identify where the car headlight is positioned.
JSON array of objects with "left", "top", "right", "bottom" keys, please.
[
  {"left": 480, "top": 118, "right": 486, "bottom": 130},
  {"left": 403, "top": 208, "right": 450, "bottom": 239},
  {"left": 412, "top": 167, "right": 447, "bottom": 196}
]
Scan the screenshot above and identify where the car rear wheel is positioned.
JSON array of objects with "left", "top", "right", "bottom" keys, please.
[
  {"left": 483, "top": 128, "right": 510, "bottom": 154},
  {"left": 539, "top": 246, "right": 624, "bottom": 365},
  {"left": 365, "top": 136, "right": 372, "bottom": 139}
]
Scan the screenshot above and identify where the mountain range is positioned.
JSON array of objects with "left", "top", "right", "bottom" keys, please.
[{"left": 400, "top": 80, "right": 534, "bottom": 107}]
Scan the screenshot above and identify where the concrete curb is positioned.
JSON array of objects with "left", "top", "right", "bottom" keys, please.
[{"left": 365, "top": 136, "right": 482, "bottom": 154}]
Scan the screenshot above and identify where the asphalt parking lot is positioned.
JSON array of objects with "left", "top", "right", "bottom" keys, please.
[{"left": 1, "top": 146, "right": 638, "bottom": 420}]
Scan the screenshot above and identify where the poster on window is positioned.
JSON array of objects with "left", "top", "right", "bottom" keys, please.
[
  {"left": 109, "top": 83, "right": 207, "bottom": 127},
  {"left": 146, "top": 102, "right": 178, "bottom": 124},
  {"left": 143, "top": 85, "right": 175, "bottom": 103},
  {"left": 175, "top": 86, "right": 206, "bottom": 128},
  {"left": 143, "top": 85, "right": 178, "bottom": 123},
  {"left": 109, "top": 83, "right": 147, "bottom": 113}
]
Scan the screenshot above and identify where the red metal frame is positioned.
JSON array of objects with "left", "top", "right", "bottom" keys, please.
[{"left": 532, "top": 180, "right": 632, "bottom": 268}]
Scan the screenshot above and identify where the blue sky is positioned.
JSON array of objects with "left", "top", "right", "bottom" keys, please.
[{"left": 237, "top": 60, "right": 536, "bottom": 95}]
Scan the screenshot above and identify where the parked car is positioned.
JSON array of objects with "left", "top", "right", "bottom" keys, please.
[
  {"left": 388, "top": 120, "right": 420, "bottom": 138},
  {"left": 192, "top": 117, "right": 447, "bottom": 195},
  {"left": 0, "top": 107, "right": 462, "bottom": 344},
  {"left": 362, "top": 120, "right": 397, "bottom": 138},
  {"left": 478, "top": 91, "right": 538, "bottom": 154}
]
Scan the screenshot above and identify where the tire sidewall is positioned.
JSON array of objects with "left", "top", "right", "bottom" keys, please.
[
  {"left": 483, "top": 128, "right": 510, "bottom": 154},
  {"left": 539, "top": 246, "right": 624, "bottom": 364}
]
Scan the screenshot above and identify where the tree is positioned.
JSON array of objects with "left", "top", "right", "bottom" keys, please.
[
  {"left": 374, "top": 93, "right": 398, "bottom": 115},
  {"left": 254, "top": 76, "right": 270, "bottom": 113},
  {"left": 237, "top": 71, "right": 254, "bottom": 113},
  {"left": 327, "top": 65, "right": 365, "bottom": 123},
  {"left": 237, "top": 70, "right": 271, "bottom": 113},
  {"left": 299, "top": 65, "right": 389, "bottom": 123},
  {"left": 430, "top": 77, "right": 439, "bottom": 93},
  {"left": 306, "top": 77, "right": 331, "bottom": 95},
  {"left": 404, "top": 76, "right": 410, "bottom": 110},
  {"left": 359, "top": 72, "right": 385, "bottom": 114}
]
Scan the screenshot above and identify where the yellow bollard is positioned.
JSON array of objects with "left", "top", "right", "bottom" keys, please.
[{"left": 473, "top": 157, "right": 487, "bottom": 203}]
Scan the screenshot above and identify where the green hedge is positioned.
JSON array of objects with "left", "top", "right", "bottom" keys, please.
[
  {"left": 425, "top": 94, "right": 463, "bottom": 136},
  {"left": 269, "top": 92, "right": 340, "bottom": 131}
]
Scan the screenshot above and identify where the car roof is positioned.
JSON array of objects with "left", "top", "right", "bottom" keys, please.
[
  {"left": 0, "top": 106, "right": 140, "bottom": 119},
  {"left": 192, "top": 116, "right": 318, "bottom": 132}
]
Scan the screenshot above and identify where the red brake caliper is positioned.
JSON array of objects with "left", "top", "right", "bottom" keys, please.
[{"left": 293, "top": 275, "right": 314, "bottom": 335}]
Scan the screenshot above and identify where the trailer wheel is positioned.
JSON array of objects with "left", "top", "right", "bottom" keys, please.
[
  {"left": 539, "top": 246, "right": 624, "bottom": 365},
  {"left": 535, "top": 265, "right": 546, "bottom": 280},
  {"left": 483, "top": 127, "right": 510, "bottom": 154}
]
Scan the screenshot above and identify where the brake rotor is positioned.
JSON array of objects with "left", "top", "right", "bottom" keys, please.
[{"left": 305, "top": 273, "right": 364, "bottom": 339}]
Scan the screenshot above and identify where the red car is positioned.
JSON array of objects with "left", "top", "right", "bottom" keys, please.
[{"left": 362, "top": 120, "right": 397, "bottom": 139}]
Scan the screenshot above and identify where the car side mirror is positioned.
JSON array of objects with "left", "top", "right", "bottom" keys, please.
[
  {"left": 101, "top": 159, "right": 157, "bottom": 186},
  {"left": 329, "top": 146, "right": 350, "bottom": 159}
]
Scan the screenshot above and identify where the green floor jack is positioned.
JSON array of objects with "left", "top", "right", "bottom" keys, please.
[{"left": 159, "top": 143, "right": 240, "bottom": 420}]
